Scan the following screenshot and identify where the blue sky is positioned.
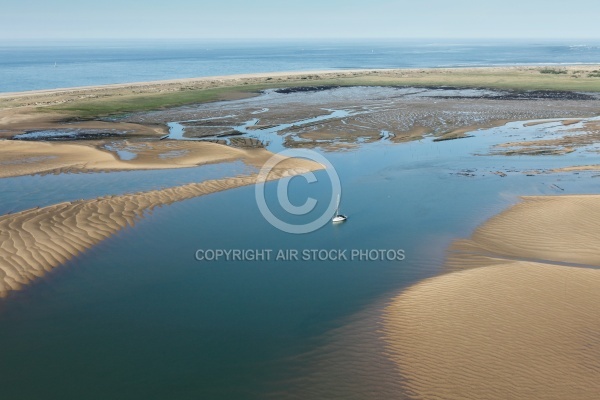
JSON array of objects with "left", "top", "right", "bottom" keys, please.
[{"left": 2, "top": 0, "right": 599, "bottom": 39}]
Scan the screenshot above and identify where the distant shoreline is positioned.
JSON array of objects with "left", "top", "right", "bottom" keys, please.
[
  {"left": 0, "top": 69, "right": 368, "bottom": 98},
  {"left": 1, "top": 65, "right": 600, "bottom": 128},
  {"left": 2, "top": 65, "right": 600, "bottom": 99}
]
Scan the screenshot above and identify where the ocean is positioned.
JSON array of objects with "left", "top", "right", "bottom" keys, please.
[{"left": 2, "top": 39, "right": 600, "bottom": 92}]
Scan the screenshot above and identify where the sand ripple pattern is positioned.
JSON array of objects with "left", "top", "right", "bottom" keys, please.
[
  {"left": 384, "top": 195, "right": 600, "bottom": 399},
  {"left": 448, "top": 195, "right": 600, "bottom": 269},
  {"left": 0, "top": 165, "right": 313, "bottom": 297}
]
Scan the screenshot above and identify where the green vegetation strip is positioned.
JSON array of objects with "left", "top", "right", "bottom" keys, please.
[
  {"left": 43, "top": 68, "right": 600, "bottom": 119},
  {"left": 47, "top": 86, "right": 259, "bottom": 118}
]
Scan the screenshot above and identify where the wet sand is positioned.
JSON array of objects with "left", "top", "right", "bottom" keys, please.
[
  {"left": 0, "top": 139, "right": 281, "bottom": 178},
  {"left": 384, "top": 195, "right": 600, "bottom": 399},
  {"left": 0, "top": 155, "right": 321, "bottom": 297},
  {"left": 123, "top": 86, "right": 600, "bottom": 151},
  {"left": 552, "top": 164, "right": 600, "bottom": 172},
  {"left": 492, "top": 120, "right": 600, "bottom": 156}
]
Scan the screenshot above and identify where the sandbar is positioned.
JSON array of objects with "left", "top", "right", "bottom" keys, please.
[
  {"left": 0, "top": 139, "right": 283, "bottom": 178},
  {"left": 384, "top": 195, "right": 600, "bottom": 399},
  {"left": 0, "top": 154, "right": 321, "bottom": 297}
]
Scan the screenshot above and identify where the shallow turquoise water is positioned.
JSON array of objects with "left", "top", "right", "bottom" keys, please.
[
  {"left": 0, "top": 160, "right": 253, "bottom": 215},
  {"left": 0, "top": 118, "right": 599, "bottom": 398}
]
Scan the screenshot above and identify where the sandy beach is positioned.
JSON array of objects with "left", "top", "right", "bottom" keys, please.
[
  {"left": 3, "top": 65, "right": 600, "bottom": 105},
  {"left": 384, "top": 195, "right": 600, "bottom": 399}
]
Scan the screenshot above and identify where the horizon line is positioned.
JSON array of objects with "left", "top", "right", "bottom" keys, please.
[{"left": 2, "top": 37, "right": 600, "bottom": 41}]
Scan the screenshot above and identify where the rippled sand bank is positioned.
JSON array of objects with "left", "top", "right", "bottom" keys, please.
[
  {"left": 384, "top": 195, "right": 600, "bottom": 399},
  {"left": 0, "top": 155, "right": 321, "bottom": 297}
]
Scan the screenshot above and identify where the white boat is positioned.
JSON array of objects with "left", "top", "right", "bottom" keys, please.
[
  {"left": 332, "top": 215, "right": 347, "bottom": 223},
  {"left": 332, "top": 194, "right": 347, "bottom": 223}
]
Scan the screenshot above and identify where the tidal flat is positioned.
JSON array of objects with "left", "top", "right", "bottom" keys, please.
[{"left": 0, "top": 72, "right": 599, "bottom": 399}]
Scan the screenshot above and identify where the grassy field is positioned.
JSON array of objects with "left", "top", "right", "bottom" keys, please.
[
  {"left": 5, "top": 66, "right": 600, "bottom": 119},
  {"left": 50, "top": 86, "right": 261, "bottom": 118}
]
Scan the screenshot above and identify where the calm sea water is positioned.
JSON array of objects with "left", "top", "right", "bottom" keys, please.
[{"left": 2, "top": 39, "right": 600, "bottom": 92}]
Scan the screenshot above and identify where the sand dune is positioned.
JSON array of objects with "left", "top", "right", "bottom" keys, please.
[
  {"left": 384, "top": 195, "right": 600, "bottom": 399},
  {"left": 0, "top": 139, "right": 279, "bottom": 178},
  {"left": 0, "top": 155, "right": 321, "bottom": 297}
]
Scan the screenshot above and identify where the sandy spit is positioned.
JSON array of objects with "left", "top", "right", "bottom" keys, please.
[
  {"left": 383, "top": 195, "right": 600, "bottom": 399},
  {"left": 3, "top": 65, "right": 600, "bottom": 111},
  {"left": 0, "top": 139, "right": 276, "bottom": 178},
  {"left": 0, "top": 155, "right": 321, "bottom": 297},
  {"left": 0, "top": 69, "right": 366, "bottom": 99},
  {"left": 3, "top": 65, "right": 600, "bottom": 101}
]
